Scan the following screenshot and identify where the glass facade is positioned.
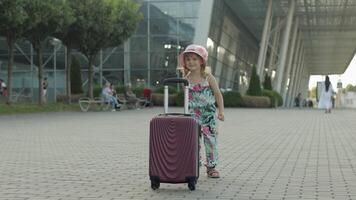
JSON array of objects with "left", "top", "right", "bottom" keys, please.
[
  {"left": 207, "top": 0, "right": 258, "bottom": 93},
  {"left": 0, "top": 0, "right": 261, "bottom": 102}
]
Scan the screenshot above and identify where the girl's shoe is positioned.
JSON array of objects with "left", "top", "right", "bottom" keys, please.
[{"left": 207, "top": 168, "right": 220, "bottom": 178}]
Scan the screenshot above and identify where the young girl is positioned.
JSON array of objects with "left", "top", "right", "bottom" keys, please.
[{"left": 178, "top": 44, "right": 225, "bottom": 178}]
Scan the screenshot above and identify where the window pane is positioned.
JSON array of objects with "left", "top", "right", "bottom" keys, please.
[
  {"left": 150, "top": 2, "right": 178, "bottom": 18},
  {"left": 150, "top": 52, "right": 178, "bottom": 69},
  {"left": 150, "top": 36, "right": 178, "bottom": 52},
  {"left": 131, "top": 36, "right": 148, "bottom": 52},
  {"left": 177, "top": 2, "right": 200, "bottom": 18},
  {"left": 178, "top": 19, "right": 195, "bottom": 41},
  {"left": 150, "top": 18, "right": 178, "bottom": 35},
  {"left": 130, "top": 53, "right": 148, "bottom": 69},
  {"left": 103, "top": 71, "right": 124, "bottom": 86},
  {"left": 131, "top": 70, "right": 148, "bottom": 87},
  {"left": 150, "top": 69, "right": 177, "bottom": 87},
  {"left": 135, "top": 19, "right": 148, "bottom": 35},
  {"left": 102, "top": 52, "right": 124, "bottom": 69}
]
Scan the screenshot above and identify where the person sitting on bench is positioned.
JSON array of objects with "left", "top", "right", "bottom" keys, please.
[{"left": 102, "top": 82, "right": 121, "bottom": 111}]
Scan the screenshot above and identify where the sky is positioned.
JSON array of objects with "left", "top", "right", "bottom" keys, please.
[{"left": 308, "top": 54, "right": 356, "bottom": 90}]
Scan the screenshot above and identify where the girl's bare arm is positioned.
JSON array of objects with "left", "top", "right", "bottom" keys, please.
[{"left": 207, "top": 74, "right": 225, "bottom": 121}]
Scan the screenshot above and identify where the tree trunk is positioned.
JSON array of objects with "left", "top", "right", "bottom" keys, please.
[
  {"left": 66, "top": 47, "right": 72, "bottom": 104},
  {"left": 36, "top": 46, "right": 44, "bottom": 105},
  {"left": 6, "top": 37, "right": 14, "bottom": 104},
  {"left": 88, "top": 56, "right": 94, "bottom": 98}
]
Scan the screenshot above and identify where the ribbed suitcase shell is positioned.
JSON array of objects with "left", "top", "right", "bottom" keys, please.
[{"left": 149, "top": 115, "right": 199, "bottom": 183}]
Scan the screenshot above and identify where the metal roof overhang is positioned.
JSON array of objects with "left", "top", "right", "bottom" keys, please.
[{"left": 225, "top": 0, "right": 356, "bottom": 75}]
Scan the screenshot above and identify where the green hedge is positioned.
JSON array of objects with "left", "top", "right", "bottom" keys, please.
[
  {"left": 132, "top": 86, "right": 144, "bottom": 97},
  {"left": 151, "top": 93, "right": 177, "bottom": 106},
  {"left": 154, "top": 86, "right": 178, "bottom": 94},
  {"left": 240, "top": 95, "right": 271, "bottom": 108},
  {"left": 176, "top": 91, "right": 242, "bottom": 107},
  {"left": 93, "top": 85, "right": 102, "bottom": 97},
  {"left": 176, "top": 91, "right": 184, "bottom": 106},
  {"left": 262, "top": 89, "right": 283, "bottom": 107},
  {"left": 223, "top": 91, "right": 242, "bottom": 107}
]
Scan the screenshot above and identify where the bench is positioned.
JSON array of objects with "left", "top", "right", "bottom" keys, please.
[
  {"left": 78, "top": 97, "right": 111, "bottom": 112},
  {"left": 117, "top": 93, "right": 146, "bottom": 109}
]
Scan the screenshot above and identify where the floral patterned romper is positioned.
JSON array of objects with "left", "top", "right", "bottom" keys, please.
[{"left": 188, "top": 77, "right": 218, "bottom": 168}]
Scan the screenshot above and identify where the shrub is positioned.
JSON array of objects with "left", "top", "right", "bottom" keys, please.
[
  {"left": 151, "top": 93, "right": 177, "bottom": 106},
  {"left": 262, "top": 89, "right": 283, "bottom": 107},
  {"left": 176, "top": 91, "right": 184, "bottom": 106},
  {"left": 272, "top": 90, "right": 283, "bottom": 107},
  {"left": 177, "top": 91, "right": 242, "bottom": 107},
  {"left": 115, "top": 85, "right": 125, "bottom": 94},
  {"left": 223, "top": 91, "right": 242, "bottom": 107},
  {"left": 154, "top": 85, "right": 178, "bottom": 94},
  {"left": 132, "top": 86, "right": 144, "bottom": 97},
  {"left": 262, "top": 90, "right": 276, "bottom": 107},
  {"left": 240, "top": 95, "right": 271, "bottom": 108},
  {"left": 70, "top": 56, "right": 83, "bottom": 94},
  {"left": 57, "top": 93, "right": 84, "bottom": 103},
  {"left": 93, "top": 85, "right": 102, "bottom": 97},
  {"left": 263, "top": 74, "right": 273, "bottom": 90},
  {"left": 246, "top": 66, "right": 262, "bottom": 96}
]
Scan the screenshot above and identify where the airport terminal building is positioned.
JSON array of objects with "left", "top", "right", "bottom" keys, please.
[{"left": 1, "top": 0, "right": 355, "bottom": 106}]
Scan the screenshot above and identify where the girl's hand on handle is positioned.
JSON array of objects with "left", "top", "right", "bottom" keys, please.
[{"left": 218, "top": 112, "right": 225, "bottom": 121}]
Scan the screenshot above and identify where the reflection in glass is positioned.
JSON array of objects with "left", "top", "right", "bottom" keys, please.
[{"left": 150, "top": 52, "right": 178, "bottom": 69}]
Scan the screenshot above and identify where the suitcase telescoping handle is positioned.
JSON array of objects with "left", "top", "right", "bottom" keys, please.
[{"left": 162, "top": 78, "right": 189, "bottom": 114}]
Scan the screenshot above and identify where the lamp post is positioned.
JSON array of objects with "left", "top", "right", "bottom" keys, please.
[{"left": 50, "top": 38, "right": 62, "bottom": 103}]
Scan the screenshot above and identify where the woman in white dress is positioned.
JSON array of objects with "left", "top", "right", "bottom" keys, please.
[{"left": 318, "top": 75, "right": 334, "bottom": 113}]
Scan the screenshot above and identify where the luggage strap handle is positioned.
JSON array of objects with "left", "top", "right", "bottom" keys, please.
[{"left": 163, "top": 78, "right": 189, "bottom": 114}]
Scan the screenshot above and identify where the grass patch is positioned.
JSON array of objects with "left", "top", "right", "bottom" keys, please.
[{"left": 0, "top": 103, "right": 80, "bottom": 115}]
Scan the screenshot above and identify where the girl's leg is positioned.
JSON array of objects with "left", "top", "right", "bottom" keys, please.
[{"left": 201, "top": 125, "right": 218, "bottom": 169}]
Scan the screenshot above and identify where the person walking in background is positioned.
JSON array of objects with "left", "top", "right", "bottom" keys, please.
[
  {"left": 318, "top": 75, "right": 334, "bottom": 113},
  {"left": 42, "top": 77, "right": 48, "bottom": 103},
  {"left": 0, "top": 79, "right": 4, "bottom": 96},
  {"left": 179, "top": 44, "right": 225, "bottom": 178},
  {"left": 294, "top": 92, "right": 302, "bottom": 108}
]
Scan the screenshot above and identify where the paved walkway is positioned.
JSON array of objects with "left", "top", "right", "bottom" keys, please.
[{"left": 1, "top": 108, "right": 356, "bottom": 200}]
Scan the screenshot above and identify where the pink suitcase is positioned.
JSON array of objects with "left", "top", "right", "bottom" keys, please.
[{"left": 149, "top": 78, "right": 199, "bottom": 191}]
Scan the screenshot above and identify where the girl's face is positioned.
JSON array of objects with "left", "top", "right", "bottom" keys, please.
[{"left": 184, "top": 53, "right": 203, "bottom": 72}]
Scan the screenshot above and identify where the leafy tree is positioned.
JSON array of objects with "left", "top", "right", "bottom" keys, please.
[
  {"left": 70, "top": 55, "right": 83, "bottom": 94},
  {"left": 0, "top": 0, "right": 28, "bottom": 104},
  {"left": 23, "top": 0, "right": 65, "bottom": 105},
  {"left": 52, "top": 0, "right": 75, "bottom": 103},
  {"left": 70, "top": 0, "right": 142, "bottom": 98},
  {"left": 246, "top": 66, "right": 262, "bottom": 96},
  {"left": 345, "top": 84, "right": 356, "bottom": 92},
  {"left": 309, "top": 86, "right": 317, "bottom": 98},
  {"left": 263, "top": 73, "right": 273, "bottom": 90}
]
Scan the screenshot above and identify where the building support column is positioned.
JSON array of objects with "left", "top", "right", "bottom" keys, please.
[
  {"left": 147, "top": 3, "right": 151, "bottom": 88},
  {"left": 31, "top": 44, "right": 34, "bottom": 103},
  {"left": 287, "top": 37, "right": 302, "bottom": 107},
  {"left": 274, "top": 0, "right": 295, "bottom": 93},
  {"left": 290, "top": 51, "right": 304, "bottom": 105},
  {"left": 257, "top": 0, "right": 273, "bottom": 78},
  {"left": 194, "top": 0, "right": 214, "bottom": 46},
  {"left": 124, "top": 40, "right": 131, "bottom": 86},
  {"left": 282, "top": 19, "right": 299, "bottom": 106},
  {"left": 267, "top": 17, "right": 281, "bottom": 76},
  {"left": 295, "top": 58, "right": 306, "bottom": 100},
  {"left": 99, "top": 50, "right": 103, "bottom": 87}
]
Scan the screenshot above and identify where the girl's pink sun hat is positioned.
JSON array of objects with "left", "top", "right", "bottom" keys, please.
[{"left": 178, "top": 44, "right": 208, "bottom": 68}]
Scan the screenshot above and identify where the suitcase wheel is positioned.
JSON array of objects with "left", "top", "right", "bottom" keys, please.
[
  {"left": 151, "top": 180, "right": 160, "bottom": 190},
  {"left": 188, "top": 181, "right": 196, "bottom": 191}
]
